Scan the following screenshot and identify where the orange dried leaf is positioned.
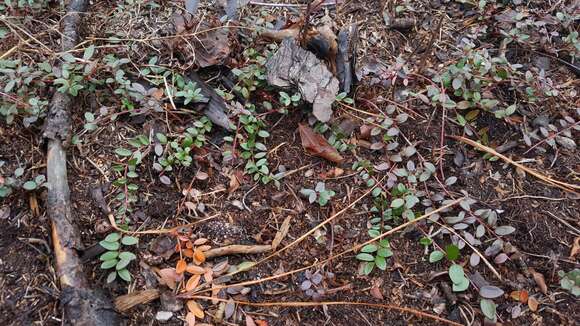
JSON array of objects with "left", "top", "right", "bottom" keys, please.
[
  {"left": 193, "top": 249, "right": 206, "bottom": 264},
  {"left": 185, "top": 274, "right": 201, "bottom": 292},
  {"left": 194, "top": 238, "right": 209, "bottom": 246},
  {"left": 185, "top": 241, "right": 194, "bottom": 249},
  {"left": 186, "top": 264, "right": 206, "bottom": 274},
  {"left": 298, "top": 124, "right": 344, "bottom": 163},
  {"left": 187, "top": 300, "right": 205, "bottom": 318},
  {"left": 176, "top": 259, "right": 187, "bottom": 274},
  {"left": 509, "top": 290, "right": 529, "bottom": 303},
  {"left": 528, "top": 296, "right": 539, "bottom": 312},
  {"left": 185, "top": 311, "right": 196, "bottom": 326},
  {"left": 255, "top": 320, "right": 269, "bottom": 326},
  {"left": 183, "top": 249, "right": 194, "bottom": 258},
  {"left": 530, "top": 269, "right": 548, "bottom": 294},
  {"left": 203, "top": 268, "right": 213, "bottom": 284}
]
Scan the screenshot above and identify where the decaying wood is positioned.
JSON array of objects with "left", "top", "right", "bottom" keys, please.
[
  {"left": 115, "top": 289, "right": 161, "bottom": 312},
  {"left": 266, "top": 38, "right": 339, "bottom": 122},
  {"left": 336, "top": 24, "right": 358, "bottom": 94},
  {"left": 189, "top": 71, "right": 233, "bottom": 130},
  {"left": 204, "top": 244, "right": 272, "bottom": 259},
  {"left": 44, "top": 0, "right": 119, "bottom": 324}
]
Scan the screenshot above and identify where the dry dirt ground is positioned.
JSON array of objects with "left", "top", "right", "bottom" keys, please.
[{"left": 1, "top": 1, "right": 579, "bottom": 325}]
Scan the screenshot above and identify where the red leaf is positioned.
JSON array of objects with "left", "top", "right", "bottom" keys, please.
[{"left": 298, "top": 124, "right": 344, "bottom": 163}]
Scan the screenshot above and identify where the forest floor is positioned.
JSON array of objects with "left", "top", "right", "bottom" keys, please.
[{"left": 0, "top": 1, "right": 579, "bottom": 325}]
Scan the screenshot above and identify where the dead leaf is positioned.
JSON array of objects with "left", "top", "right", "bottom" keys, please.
[
  {"left": 570, "top": 237, "right": 580, "bottom": 259},
  {"left": 228, "top": 171, "right": 242, "bottom": 193},
  {"left": 194, "top": 238, "right": 209, "bottom": 246},
  {"left": 157, "top": 268, "right": 182, "bottom": 290},
  {"left": 530, "top": 269, "right": 548, "bottom": 294},
  {"left": 187, "top": 300, "right": 205, "bottom": 318},
  {"left": 510, "top": 290, "right": 529, "bottom": 304},
  {"left": 528, "top": 296, "right": 539, "bottom": 312},
  {"left": 186, "top": 274, "right": 202, "bottom": 292},
  {"left": 224, "top": 299, "right": 236, "bottom": 319},
  {"left": 203, "top": 268, "right": 213, "bottom": 284},
  {"left": 359, "top": 124, "right": 373, "bottom": 139},
  {"left": 186, "top": 264, "right": 206, "bottom": 275},
  {"left": 245, "top": 314, "right": 257, "bottom": 326},
  {"left": 272, "top": 216, "right": 292, "bottom": 250},
  {"left": 183, "top": 249, "right": 194, "bottom": 258},
  {"left": 298, "top": 124, "right": 344, "bottom": 163},
  {"left": 176, "top": 259, "right": 187, "bottom": 274},
  {"left": 255, "top": 321, "right": 268, "bottom": 326},
  {"left": 193, "top": 248, "right": 206, "bottom": 265},
  {"left": 185, "top": 312, "right": 196, "bottom": 326}
]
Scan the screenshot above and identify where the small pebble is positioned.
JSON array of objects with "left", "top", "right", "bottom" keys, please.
[{"left": 155, "top": 311, "right": 173, "bottom": 322}]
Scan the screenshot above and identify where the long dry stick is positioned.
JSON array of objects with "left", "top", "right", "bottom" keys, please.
[
  {"left": 450, "top": 135, "right": 579, "bottom": 193},
  {"left": 189, "top": 296, "right": 463, "bottom": 326}
]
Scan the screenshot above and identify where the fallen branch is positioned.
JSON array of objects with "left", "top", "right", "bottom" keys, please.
[
  {"left": 114, "top": 289, "right": 160, "bottom": 313},
  {"left": 450, "top": 135, "right": 579, "bottom": 193},
  {"left": 44, "top": 1, "right": 119, "bottom": 324},
  {"left": 204, "top": 244, "right": 272, "bottom": 259}
]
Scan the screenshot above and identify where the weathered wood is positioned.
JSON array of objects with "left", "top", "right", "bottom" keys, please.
[
  {"left": 44, "top": 0, "right": 119, "bottom": 324},
  {"left": 189, "top": 71, "right": 233, "bottom": 130},
  {"left": 336, "top": 24, "right": 358, "bottom": 94}
]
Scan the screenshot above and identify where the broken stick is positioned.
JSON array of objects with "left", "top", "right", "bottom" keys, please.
[{"left": 44, "top": 1, "right": 119, "bottom": 324}]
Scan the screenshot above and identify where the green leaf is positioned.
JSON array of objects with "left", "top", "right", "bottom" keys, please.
[
  {"left": 372, "top": 187, "right": 382, "bottom": 197},
  {"left": 391, "top": 198, "right": 404, "bottom": 208},
  {"left": 105, "top": 233, "right": 121, "bottom": 242},
  {"left": 356, "top": 253, "right": 375, "bottom": 262},
  {"left": 429, "top": 250, "right": 445, "bottom": 263},
  {"left": 22, "top": 181, "right": 37, "bottom": 190},
  {"left": 107, "top": 271, "right": 117, "bottom": 283},
  {"left": 118, "top": 251, "right": 137, "bottom": 261},
  {"left": 83, "top": 45, "right": 95, "bottom": 60},
  {"left": 156, "top": 133, "right": 167, "bottom": 144},
  {"left": 121, "top": 236, "right": 139, "bottom": 246},
  {"left": 480, "top": 299, "right": 496, "bottom": 320},
  {"left": 257, "top": 130, "right": 270, "bottom": 137},
  {"left": 362, "top": 262, "right": 375, "bottom": 275},
  {"left": 115, "top": 148, "right": 133, "bottom": 157},
  {"left": 100, "top": 259, "right": 118, "bottom": 269},
  {"left": 377, "top": 248, "right": 393, "bottom": 258},
  {"left": 361, "top": 244, "right": 378, "bottom": 253},
  {"left": 445, "top": 244, "right": 460, "bottom": 261},
  {"left": 99, "top": 251, "right": 119, "bottom": 261},
  {"left": 368, "top": 229, "right": 381, "bottom": 238},
  {"left": 14, "top": 167, "right": 24, "bottom": 177},
  {"left": 375, "top": 256, "right": 387, "bottom": 270},
  {"left": 99, "top": 240, "right": 120, "bottom": 251},
  {"left": 452, "top": 277, "right": 470, "bottom": 292},
  {"left": 116, "top": 259, "right": 131, "bottom": 270},
  {"left": 449, "top": 264, "right": 466, "bottom": 284},
  {"left": 118, "top": 268, "right": 131, "bottom": 282}
]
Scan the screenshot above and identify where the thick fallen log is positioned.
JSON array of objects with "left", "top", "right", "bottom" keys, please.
[{"left": 44, "top": 0, "right": 119, "bottom": 324}]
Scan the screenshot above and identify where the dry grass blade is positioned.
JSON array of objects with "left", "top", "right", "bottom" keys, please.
[
  {"left": 271, "top": 216, "right": 292, "bottom": 250},
  {"left": 190, "top": 296, "right": 463, "bottom": 326},
  {"left": 451, "top": 136, "right": 579, "bottom": 193},
  {"left": 203, "top": 245, "right": 272, "bottom": 259}
]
